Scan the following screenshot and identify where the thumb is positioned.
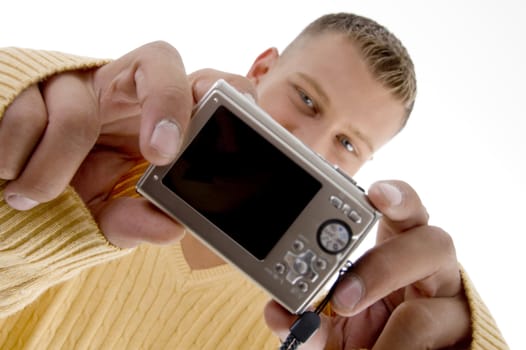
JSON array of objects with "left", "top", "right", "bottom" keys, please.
[
  {"left": 367, "top": 180, "right": 429, "bottom": 239},
  {"left": 133, "top": 42, "right": 193, "bottom": 165},
  {"left": 94, "top": 41, "right": 193, "bottom": 166},
  {"left": 96, "top": 197, "right": 186, "bottom": 248}
]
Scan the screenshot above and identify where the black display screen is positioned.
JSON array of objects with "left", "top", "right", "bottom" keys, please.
[{"left": 162, "top": 106, "right": 321, "bottom": 260}]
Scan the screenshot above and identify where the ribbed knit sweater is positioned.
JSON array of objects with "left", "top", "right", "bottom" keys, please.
[{"left": 0, "top": 47, "right": 509, "bottom": 349}]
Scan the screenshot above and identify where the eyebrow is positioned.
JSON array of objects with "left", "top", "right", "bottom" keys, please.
[
  {"left": 349, "top": 127, "right": 375, "bottom": 155},
  {"left": 296, "top": 72, "right": 330, "bottom": 108},
  {"left": 296, "top": 72, "right": 376, "bottom": 155}
]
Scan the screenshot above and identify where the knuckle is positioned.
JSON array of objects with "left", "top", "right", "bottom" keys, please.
[
  {"left": 160, "top": 81, "right": 191, "bottom": 100},
  {"left": 427, "top": 225, "right": 456, "bottom": 257},
  {"left": 188, "top": 68, "right": 218, "bottom": 86},
  {"left": 44, "top": 71, "right": 100, "bottom": 149},
  {"left": 361, "top": 247, "right": 395, "bottom": 281},
  {"left": 0, "top": 86, "right": 49, "bottom": 181},
  {"left": 147, "top": 40, "right": 174, "bottom": 51},
  {"left": 51, "top": 102, "right": 100, "bottom": 150},
  {"left": 143, "top": 41, "right": 181, "bottom": 60},
  {"left": 390, "top": 301, "right": 437, "bottom": 347},
  {"left": 54, "top": 115, "right": 100, "bottom": 152},
  {"left": 5, "top": 103, "right": 48, "bottom": 130},
  {"left": 4, "top": 87, "right": 48, "bottom": 132}
]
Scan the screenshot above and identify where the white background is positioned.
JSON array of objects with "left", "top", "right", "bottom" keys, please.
[{"left": 1, "top": 0, "right": 524, "bottom": 348}]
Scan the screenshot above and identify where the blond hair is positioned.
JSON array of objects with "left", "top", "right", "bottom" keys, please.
[{"left": 286, "top": 13, "right": 417, "bottom": 127}]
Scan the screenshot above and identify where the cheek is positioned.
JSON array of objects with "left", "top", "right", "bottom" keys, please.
[
  {"left": 340, "top": 161, "right": 364, "bottom": 178},
  {"left": 271, "top": 113, "right": 298, "bottom": 132}
]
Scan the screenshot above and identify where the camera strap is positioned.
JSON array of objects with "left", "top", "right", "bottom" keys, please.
[{"left": 278, "top": 261, "right": 353, "bottom": 350}]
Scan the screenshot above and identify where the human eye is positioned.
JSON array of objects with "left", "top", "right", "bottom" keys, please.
[
  {"left": 336, "top": 134, "right": 358, "bottom": 156},
  {"left": 292, "top": 86, "right": 319, "bottom": 115},
  {"left": 298, "top": 89, "right": 315, "bottom": 109}
]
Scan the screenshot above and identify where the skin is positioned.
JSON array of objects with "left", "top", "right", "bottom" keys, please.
[
  {"left": 0, "top": 36, "right": 471, "bottom": 349},
  {"left": 247, "top": 35, "right": 405, "bottom": 175}
]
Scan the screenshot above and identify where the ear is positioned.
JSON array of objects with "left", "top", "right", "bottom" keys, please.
[{"left": 246, "top": 47, "right": 279, "bottom": 85}]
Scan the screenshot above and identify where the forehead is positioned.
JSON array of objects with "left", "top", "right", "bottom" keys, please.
[
  {"left": 278, "top": 33, "right": 407, "bottom": 152},
  {"left": 280, "top": 33, "right": 379, "bottom": 92}
]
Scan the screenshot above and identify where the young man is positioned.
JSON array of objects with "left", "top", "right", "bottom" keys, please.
[{"left": 0, "top": 13, "right": 506, "bottom": 349}]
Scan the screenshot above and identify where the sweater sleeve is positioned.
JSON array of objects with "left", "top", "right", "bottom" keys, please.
[
  {"left": 0, "top": 47, "right": 129, "bottom": 318},
  {"left": 461, "top": 268, "right": 509, "bottom": 349}
]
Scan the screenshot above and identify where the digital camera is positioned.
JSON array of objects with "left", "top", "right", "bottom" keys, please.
[{"left": 136, "top": 80, "right": 380, "bottom": 314}]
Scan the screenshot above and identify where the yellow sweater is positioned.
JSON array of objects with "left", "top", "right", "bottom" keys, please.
[{"left": 0, "top": 48, "right": 508, "bottom": 349}]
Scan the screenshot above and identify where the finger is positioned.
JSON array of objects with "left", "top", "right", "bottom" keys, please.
[
  {"left": 332, "top": 225, "right": 461, "bottom": 316},
  {"left": 0, "top": 84, "right": 48, "bottom": 180},
  {"left": 135, "top": 43, "right": 192, "bottom": 165},
  {"left": 4, "top": 72, "right": 99, "bottom": 210},
  {"left": 188, "top": 68, "right": 257, "bottom": 103},
  {"left": 367, "top": 181, "right": 430, "bottom": 240},
  {"left": 264, "top": 301, "right": 298, "bottom": 342},
  {"left": 263, "top": 301, "right": 328, "bottom": 349},
  {"left": 94, "top": 41, "right": 193, "bottom": 166},
  {"left": 96, "top": 197, "right": 186, "bottom": 248},
  {"left": 373, "top": 296, "right": 471, "bottom": 350}
]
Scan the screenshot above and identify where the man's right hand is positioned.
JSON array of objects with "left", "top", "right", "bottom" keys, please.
[
  {"left": 0, "top": 42, "right": 256, "bottom": 248},
  {"left": 1, "top": 41, "right": 194, "bottom": 248}
]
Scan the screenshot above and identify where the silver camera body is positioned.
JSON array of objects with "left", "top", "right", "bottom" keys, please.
[{"left": 136, "top": 80, "right": 380, "bottom": 314}]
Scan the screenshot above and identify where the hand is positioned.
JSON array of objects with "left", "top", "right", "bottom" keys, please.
[
  {"left": 265, "top": 181, "right": 471, "bottom": 349},
  {"left": 1, "top": 42, "right": 192, "bottom": 247},
  {"left": 0, "top": 43, "right": 256, "bottom": 248}
]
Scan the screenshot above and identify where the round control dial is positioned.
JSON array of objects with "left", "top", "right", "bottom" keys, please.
[{"left": 317, "top": 219, "right": 352, "bottom": 254}]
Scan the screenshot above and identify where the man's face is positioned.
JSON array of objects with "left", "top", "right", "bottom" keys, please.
[{"left": 247, "top": 33, "right": 407, "bottom": 176}]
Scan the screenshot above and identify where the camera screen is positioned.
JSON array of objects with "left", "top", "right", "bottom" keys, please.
[{"left": 162, "top": 106, "right": 321, "bottom": 260}]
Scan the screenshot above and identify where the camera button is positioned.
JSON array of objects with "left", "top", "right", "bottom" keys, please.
[
  {"left": 329, "top": 195, "right": 343, "bottom": 209},
  {"left": 275, "top": 263, "right": 286, "bottom": 274},
  {"left": 284, "top": 250, "right": 319, "bottom": 284},
  {"left": 293, "top": 259, "right": 309, "bottom": 275},
  {"left": 341, "top": 203, "right": 352, "bottom": 215},
  {"left": 292, "top": 240, "right": 305, "bottom": 252},
  {"left": 314, "top": 258, "right": 327, "bottom": 271},
  {"left": 318, "top": 219, "right": 352, "bottom": 254},
  {"left": 297, "top": 281, "right": 309, "bottom": 293},
  {"left": 348, "top": 210, "right": 362, "bottom": 224}
]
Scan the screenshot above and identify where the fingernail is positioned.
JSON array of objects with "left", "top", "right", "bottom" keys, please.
[
  {"left": 0, "top": 168, "right": 15, "bottom": 180},
  {"left": 377, "top": 182, "right": 403, "bottom": 206},
  {"left": 150, "top": 119, "right": 182, "bottom": 159},
  {"left": 5, "top": 194, "right": 39, "bottom": 211},
  {"left": 333, "top": 274, "right": 363, "bottom": 313}
]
